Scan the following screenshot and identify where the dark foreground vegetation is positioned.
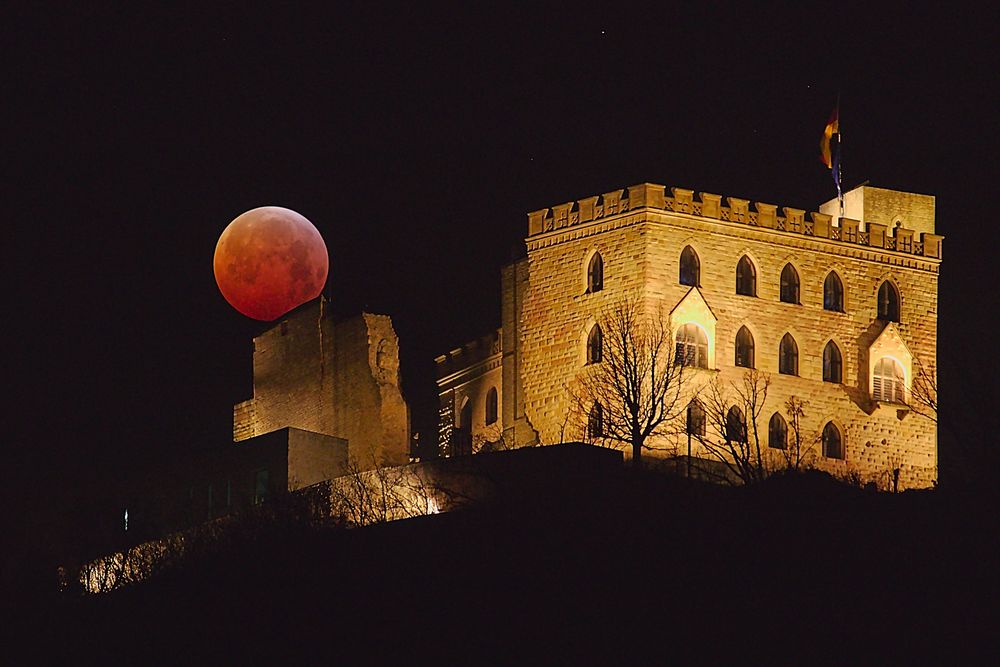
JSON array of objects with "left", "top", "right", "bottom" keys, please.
[{"left": 7, "top": 467, "right": 998, "bottom": 662}]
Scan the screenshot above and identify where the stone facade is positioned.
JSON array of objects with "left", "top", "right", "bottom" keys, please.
[
  {"left": 234, "top": 299, "right": 410, "bottom": 467},
  {"left": 438, "top": 182, "right": 941, "bottom": 489},
  {"left": 435, "top": 329, "right": 503, "bottom": 456}
]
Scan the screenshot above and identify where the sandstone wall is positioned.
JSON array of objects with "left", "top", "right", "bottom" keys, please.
[
  {"left": 517, "top": 185, "right": 940, "bottom": 488},
  {"left": 233, "top": 301, "right": 410, "bottom": 467}
]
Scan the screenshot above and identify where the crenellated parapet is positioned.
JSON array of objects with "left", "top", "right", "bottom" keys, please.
[
  {"left": 435, "top": 328, "right": 503, "bottom": 380},
  {"left": 526, "top": 182, "right": 943, "bottom": 259}
]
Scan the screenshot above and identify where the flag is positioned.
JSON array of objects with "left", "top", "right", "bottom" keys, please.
[{"left": 820, "top": 106, "right": 839, "bottom": 168}]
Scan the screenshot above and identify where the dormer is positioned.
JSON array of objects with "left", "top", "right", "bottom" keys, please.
[
  {"left": 669, "top": 287, "right": 718, "bottom": 369},
  {"left": 867, "top": 322, "right": 913, "bottom": 406}
]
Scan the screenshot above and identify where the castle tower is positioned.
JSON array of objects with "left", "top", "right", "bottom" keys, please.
[{"left": 438, "top": 181, "right": 942, "bottom": 489}]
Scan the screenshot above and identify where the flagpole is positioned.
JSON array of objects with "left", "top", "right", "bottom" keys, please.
[{"left": 837, "top": 93, "right": 843, "bottom": 218}]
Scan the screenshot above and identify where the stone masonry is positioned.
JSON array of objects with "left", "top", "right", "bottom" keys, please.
[
  {"left": 438, "top": 182, "right": 941, "bottom": 489},
  {"left": 234, "top": 299, "right": 410, "bottom": 467}
]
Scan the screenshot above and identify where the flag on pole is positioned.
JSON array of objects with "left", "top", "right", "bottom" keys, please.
[
  {"left": 820, "top": 106, "right": 839, "bottom": 168},
  {"left": 820, "top": 104, "right": 843, "bottom": 213}
]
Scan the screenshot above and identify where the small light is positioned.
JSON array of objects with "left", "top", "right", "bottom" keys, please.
[{"left": 124, "top": 509, "right": 129, "bottom": 532}]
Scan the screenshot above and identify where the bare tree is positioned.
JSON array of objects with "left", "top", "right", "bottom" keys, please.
[
  {"left": 697, "top": 370, "right": 772, "bottom": 484},
  {"left": 908, "top": 359, "right": 938, "bottom": 423},
  {"left": 778, "top": 395, "right": 816, "bottom": 471},
  {"left": 328, "top": 454, "right": 438, "bottom": 527},
  {"left": 569, "top": 298, "right": 687, "bottom": 466}
]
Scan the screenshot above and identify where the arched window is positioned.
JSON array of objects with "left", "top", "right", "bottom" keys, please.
[
  {"left": 587, "top": 253, "right": 604, "bottom": 293},
  {"left": 780, "top": 264, "right": 800, "bottom": 304},
  {"left": 736, "top": 256, "right": 756, "bottom": 296},
  {"left": 686, "top": 400, "right": 706, "bottom": 437},
  {"left": 587, "top": 402, "right": 604, "bottom": 439},
  {"left": 679, "top": 246, "right": 700, "bottom": 287},
  {"left": 877, "top": 281, "right": 900, "bottom": 322},
  {"left": 587, "top": 324, "right": 603, "bottom": 364},
  {"left": 735, "top": 326, "right": 755, "bottom": 368},
  {"left": 768, "top": 413, "right": 787, "bottom": 450},
  {"left": 779, "top": 333, "right": 798, "bottom": 375},
  {"left": 675, "top": 324, "right": 708, "bottom": 368},
  {"left": 485, "top": 387, "right": 498, "bottom": 425},
  {"left": 725, "top": 406, "right": 747, "bottom": 444},
  {"left": 873, "top": 358, "right": 906, "bottom": 403},
  {"left": 824, "top": 272, "right": 844, "bottom": 312},
  {"left": 822, "top": 422, "right": 843, "bottom": 459},
  {"left": 823, "top": 342, "right": 843, "bottom": 383}
]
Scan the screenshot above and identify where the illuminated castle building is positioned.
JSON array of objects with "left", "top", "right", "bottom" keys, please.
[{"left": 437, "top": 182, "right": 942, "bottom": 488}]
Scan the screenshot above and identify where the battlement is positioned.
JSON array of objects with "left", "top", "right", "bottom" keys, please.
[
  {"left": 435, "top": 328, "right": 502, "bottom": 379},
  {"left": 526, "top": 183, "right": 943, "bottom": 260}
]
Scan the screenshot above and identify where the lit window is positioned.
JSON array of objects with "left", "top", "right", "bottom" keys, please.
[
  {"left": 768, "top": 413, "right": 787, "bottom": 450},
  {"left": 822, "top": 422, "right": 843, "bottom": 459},
  {"left": 736, "top": 256, "right": 756, "bottom": 296},
  {"left": 725, "top": 406, "right": 747, "bottom": 444},
  {"left": 485, "top": 387, "right": 498, "bottom": 425},
  {"left": 587, "top": 324, "right": 603, "bottom": 364},
  {"left": 780, "top": 264, "right": 800, "bottom": 304},
  {"left": 735, "top": 326, "right": 754, "bottom": 369},
  {"left": 587, "top": 253, "right": 604, "bottom": 293},
  {"left": 873, "top": 357, "right": 906, "bottom": 403},
  {"left": 679, "top": 246, "right": 700, "bottom": 287},
  {"left": 877, "top": 281, "right": 900, "bottom": 322},
  {"left": 686, "top": 401, "right": 706, "bottom": 437},
  {"left": 779, "top": 333, "right": 798, "bottom": 376},
  {"left": 675, "top": 324, "right": 708, "bottom": 369},
  {"left": 824, "top": 272, "right": 844, "bottom": 312},
  {"left": 587, "top": 402, "right": 604, "bottom": 439}
]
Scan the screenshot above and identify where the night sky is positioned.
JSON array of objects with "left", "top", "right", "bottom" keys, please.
[{"left": 9, "top": 4, "right": 999, "bottom": 517}]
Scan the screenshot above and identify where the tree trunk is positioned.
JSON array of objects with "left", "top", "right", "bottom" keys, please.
[{"left": 632, "top": 439, "right": 642, "bottom": 467}]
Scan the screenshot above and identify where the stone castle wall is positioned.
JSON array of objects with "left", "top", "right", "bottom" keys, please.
[
  {"left": 514, "top": 183, "right": 939, "bottom": 488},
  {"left": 234, "top": 301, "right": 410, "bottom": 467},
  {"left": 435, "top": 330, "right": 503, "bottom": 455}
]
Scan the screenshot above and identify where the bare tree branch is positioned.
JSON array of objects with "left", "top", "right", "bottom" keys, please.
[{"left": 567, "top": 297, "right": 688, "bottom": 466}]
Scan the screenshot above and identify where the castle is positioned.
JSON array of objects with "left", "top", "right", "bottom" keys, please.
[{"left": 436, "top": 182, "right": 942, "bottom": 489}]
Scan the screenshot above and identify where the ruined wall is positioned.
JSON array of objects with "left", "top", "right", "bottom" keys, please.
[
  {"left": 233, "top": 301, "right": 410, "bottom": 467},
  {"left": 516, "top": 183, "right": 940, "bottom": 488}
]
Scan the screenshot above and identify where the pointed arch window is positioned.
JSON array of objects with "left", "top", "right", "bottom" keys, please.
[
  {"left": 768, "top": 413, "right": 787, "bottom": 450},
  {"left": 587, "top": 324, "right": 603, "bottom": 364},
  {"left": 587, "top": 402, "right": 604, "bottom": 439},
  {"left": 823, "top": 342, "right": 843, "bottom": 383},
  {"left": 822, "top": 422, "right": 844, "bottom": 459},
  {"left": 873, "top": 357, "right": 906, "bottom": 403},
  {"left": 485, "top": 387, "right": 498, "bottom": 425},
  {"left": 725, "top": 406, "right": 747, "bottom": 444},
  {"left": 824, "top": 272, "right": 844, "bottom": 312},
  {"left": 735, "top": 326, "right": 755, "bottom": 368},
  {"left": 686, "top": 400, "right": 706, "bottom": 437},
  {"left": 675, "top": 324, "right": 708, "bottom": 369},
  {"left": 736, "top": 256, "right": 756, "bottom": 296},
  {"left": 877, "top": 281, "right": 900, "bottom": 322},
  {"left": 780, "top": 264, "right": 800, "bottom": 304},
  {"left": 587, "top": 253, "right": 604, "bottom": 293},
  {"left": 679, "top": 246, "right": 700, "bottom": 287},
  {"left": 779, "top": 333, "right": 798, "bottom": 376}
]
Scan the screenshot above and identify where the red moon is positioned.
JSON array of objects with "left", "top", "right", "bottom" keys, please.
[{"left": 213, "top": 206, "right": 329, "bottom": 321}]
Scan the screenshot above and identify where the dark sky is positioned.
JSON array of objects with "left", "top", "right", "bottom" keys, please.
[{"left": 8, "top": 3, "right": 998, "bottom": 509}]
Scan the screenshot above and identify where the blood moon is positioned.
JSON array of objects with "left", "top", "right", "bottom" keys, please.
[{"left": 213, "top": 206, "right": 329, "bottom": 321}]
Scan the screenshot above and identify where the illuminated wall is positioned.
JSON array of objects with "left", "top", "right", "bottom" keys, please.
[
  {"left": 234, "top": 301, "right": 410, "bottom": 467},
  {"left": 440, "top": 182, "right": 941, "bottom": 489}
]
